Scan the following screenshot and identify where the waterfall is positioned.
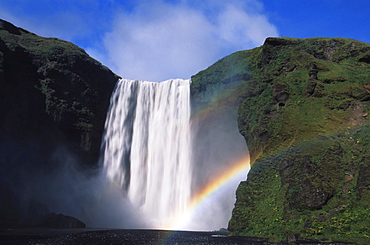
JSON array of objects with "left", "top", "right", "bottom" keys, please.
[{"left": 101, "top": 78, "right": 192, "bottom": 227}]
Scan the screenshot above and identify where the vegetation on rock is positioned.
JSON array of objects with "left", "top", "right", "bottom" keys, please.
[{"left": 192, "top": 37, "right": 370, "bottom": 244}]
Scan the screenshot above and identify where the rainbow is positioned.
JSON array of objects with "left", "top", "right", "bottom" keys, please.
[
  {"left": 167, "top": 155, "right": 250, "bottom": 230},
  {"left": 162, "top": 81, "right": 250, "bottom": 230},
  {"left": 189, "top": 155, "right": 250, "bottom": 208}
]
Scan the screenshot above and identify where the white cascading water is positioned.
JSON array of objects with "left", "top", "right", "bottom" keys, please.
[{"left": 101, "top": 78, "right": 192, "bottom": 228}]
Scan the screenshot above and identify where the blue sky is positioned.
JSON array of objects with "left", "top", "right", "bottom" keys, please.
[{"left": 1, "top": 0, "right": 369, "bottom": 81}]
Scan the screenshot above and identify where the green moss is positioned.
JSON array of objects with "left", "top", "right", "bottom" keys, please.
[
  {"left": 229, "top": 162, "right": 285, "bottom": 241},
  {"left": 193, "top": 37, "right": 370, "bottom": 244},
  {"left": 229, "top": 128, "right": 370, "bottom": 243}
]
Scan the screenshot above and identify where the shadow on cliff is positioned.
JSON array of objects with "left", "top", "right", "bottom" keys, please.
[
  {"left": 0, "top": 139, "right": 147, "bottom": 229},
  {"left": 189, "top": 96, "right": 250, "bottom": 230},
  {"left": 0, "top": 19, "right": 144, "bottom": 229}
]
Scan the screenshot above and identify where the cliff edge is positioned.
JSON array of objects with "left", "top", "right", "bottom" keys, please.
[
  {"left": 192, "top": 37, "right": 370, "bottom": 244},
  {"left": 0, "top": 19, "right": 118, "bottom": 226}
]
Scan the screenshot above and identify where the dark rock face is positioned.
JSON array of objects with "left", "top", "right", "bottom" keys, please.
[
  {"left": 0, "top": 19, "right": 119, "bottom": 227},
  {"left": 192, "top": 37, "right": 370, "bottom": 244},
  {"left": 264, "top": 37, "right": 295, "bottom": 46},
  {"left": 0, "top": 19, "right": 119, "bottom": 163},
  {"left": 38, "top": 213, "right": 86, "bottom": 228},
  {"left": 272, "top": 82, "right": 289, "bottom": 106},
  {"left": 356, "top": 156, "right": 370, "bottom": 198}
]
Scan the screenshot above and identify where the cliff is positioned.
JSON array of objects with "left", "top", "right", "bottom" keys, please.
[
  {"left": 192, "top": 37, "right": 370, "bottom": 244},
  {"left": 0, "top": 19, "right": 118, "bottom": 226}
]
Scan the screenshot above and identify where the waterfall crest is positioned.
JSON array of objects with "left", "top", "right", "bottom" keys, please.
[{"left": 101, "top": 78, "right": 192, "bottom": 227}]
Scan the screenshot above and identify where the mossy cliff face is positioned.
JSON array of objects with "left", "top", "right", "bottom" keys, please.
[
  {"left": 0, "top": 19, "right": 118, "bottom": 226},
  {"left": 192, "top": 37, "right": 370, "bottom": 244}
]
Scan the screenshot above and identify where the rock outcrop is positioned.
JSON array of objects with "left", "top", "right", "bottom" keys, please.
[
  {"left": 192, "top": 37, "right": 370, "bottom": 244},
  {"left": 38, "top": 213, "right": 86, "bottom": 228},
  {"left": 0, "top": 19, "right": 119, "bottom": 163},
  {"left": 0, "top": 19, "right": 119, "bottom": 227}
]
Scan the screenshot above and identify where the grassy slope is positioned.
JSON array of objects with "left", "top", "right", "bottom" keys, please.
[{"left": 191, "top": 37, "right": 370, "bottom": 244}]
